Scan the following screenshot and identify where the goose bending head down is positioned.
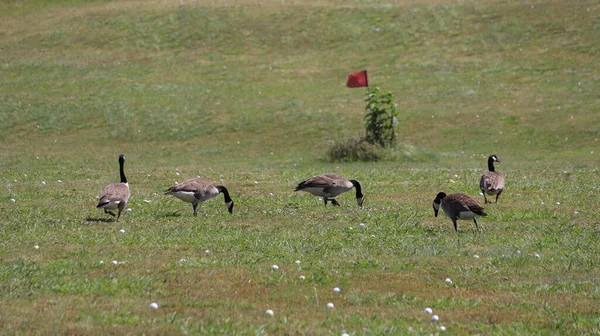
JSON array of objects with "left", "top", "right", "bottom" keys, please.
[
  {"left": 433, "top": 192, "right": 487, "bottom": 232},
  {"left": 165, "top": 177, "right": 234, "bottom": 216},
  {"left": 96, "top": 154, "right": 130, "bottom": 221},
  {"left": 294, "top": 173, "right": 364, "bottom": 207}
]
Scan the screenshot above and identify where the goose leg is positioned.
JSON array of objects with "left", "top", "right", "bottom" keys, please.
[
  {"left": 104, "top": 209, "right": 116, "bottom": 217},
  {"left": 116, "top": 203, "right": 125, "bottom": 222},
  {"left": 193, "top": 203, "right": 199, "bottom": 216},
  {"left": 452, "top": 219, "right": 458, "bottom": 232},
  {"left": 331, "top": 199, "right": 341, "bottom": 206},
  {"left": 473, "top": 218, "right": 480, "bottom": 231},
  {"left": 116, "top": 203, "right": 123, "bottom": 222}
]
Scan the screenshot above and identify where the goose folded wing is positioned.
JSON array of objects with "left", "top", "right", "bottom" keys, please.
[
  {"left": 464, "top": 198, "right": 486, "bottom": 216},
  {"left": 296, "top": 175, "right": 333, "bottom": 190}
]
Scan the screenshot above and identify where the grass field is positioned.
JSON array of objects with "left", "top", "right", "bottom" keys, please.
[{"left": 1, "top": 0, "right": 599, "bottom": 334}]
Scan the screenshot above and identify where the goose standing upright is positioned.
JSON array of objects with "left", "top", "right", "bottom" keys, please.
[
  {"left": 433, "top": 192, "right": 487, "bottom": 231},
  {"left": 165, "top": 177, "right": 234, "bottom": 216},
  {"left": 480, "top": 154, "right": 504, "bottom": 203},
  {"left": 294, "top": 173, "right": 364, "bottom": 207},
  {"left": 96, "top": 154, "right": 130, "bottom": 221}
]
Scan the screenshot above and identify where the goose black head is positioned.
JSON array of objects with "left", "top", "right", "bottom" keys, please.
[{"left": 432, "top": 192, "right": 446, "bottom": 217}]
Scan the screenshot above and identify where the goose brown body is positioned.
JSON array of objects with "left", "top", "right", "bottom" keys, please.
[
  {"left": 433, "top": 192, "right": 487, "bottom": 231},
  {"left": 165, "top": 177, "right": 234, "bottom": 216},
  {"left": 480, "top": 154, "right": 504, "bottom": 203},
  {"left": 96, "top": 154, "right": 130, "bottom": 221},
  {"left": 294, "top": 173, "right": 364, "bottom": 207}
]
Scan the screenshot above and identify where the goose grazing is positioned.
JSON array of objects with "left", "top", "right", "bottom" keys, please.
[
  {"left": 96, "top": 154, "right": 130, "bottom": 221},
  {"left": 480, "top": 154, "right": 504, "bottom": 203},
  {"left": 432, "top": 192, "right": 487, "bottom": 231},
  {"left": 294, "top": 173, "right": 364, "bottom": 207},
  {"left": 165, "top": 177, "right": 234, "bottom": 216}
]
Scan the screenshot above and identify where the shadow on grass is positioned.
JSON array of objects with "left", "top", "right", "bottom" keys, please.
[
  {"left": 161, "top": 212, "right": 181, "bottom": 218},
  {"left": 85, "top": 217, "right": 115, "bottom": 223}
]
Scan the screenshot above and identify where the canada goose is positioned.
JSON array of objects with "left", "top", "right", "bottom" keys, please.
[
  {"left": 96, "top": 154, "right": 130, "bottom": 221},
  {"left": 432, "top": 192, "right": 487, "bottom": 231},
  {"left": 480, "top": 154, "right": 504, "bottom": 203},
  {"left": 165, "top": 177, "right": 234, "bottom": 216},
  {"left": 294, "top": 173, "right": 364, "bottom": 207}
]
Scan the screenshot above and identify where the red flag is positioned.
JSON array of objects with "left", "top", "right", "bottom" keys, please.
[{"left": 346, "top": 70, "right": 368, "bottom": 88}]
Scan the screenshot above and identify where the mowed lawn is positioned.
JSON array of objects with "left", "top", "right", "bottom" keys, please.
[{"left": 1, "top": 0, "right": 599, "bottom": 334}]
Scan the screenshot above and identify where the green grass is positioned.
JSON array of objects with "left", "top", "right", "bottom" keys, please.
[{"left": 1, "top": 0, "right": 600, "bottom": 334}]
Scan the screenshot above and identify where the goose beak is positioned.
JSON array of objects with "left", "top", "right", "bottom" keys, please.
[
  {"left": 226, "top": 201, "right": 234, "bottom": 214},
  {"left": 357, "top": 197, "right": 364, "bottom": 207}
]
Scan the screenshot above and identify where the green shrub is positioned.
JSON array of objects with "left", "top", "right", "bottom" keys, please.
[
  {"left": 327, "top": 137, "right": 380, "bottom": 162},
  {"left": 364, "top": 88, "right": 398, "bottom": 147},
  {"left": 327, "top": 137, "right": 438, "bottom": 163}
]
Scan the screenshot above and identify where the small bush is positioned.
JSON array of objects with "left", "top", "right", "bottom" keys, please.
[
  {"left": 327, "top": 137, "right": 380, "bottom": 162},
  {"left": 327, "top": 137, "right": 438, "bottom": 163},
  {"left": 364, "top": 88, "right": 398, "bottom": 147}
]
